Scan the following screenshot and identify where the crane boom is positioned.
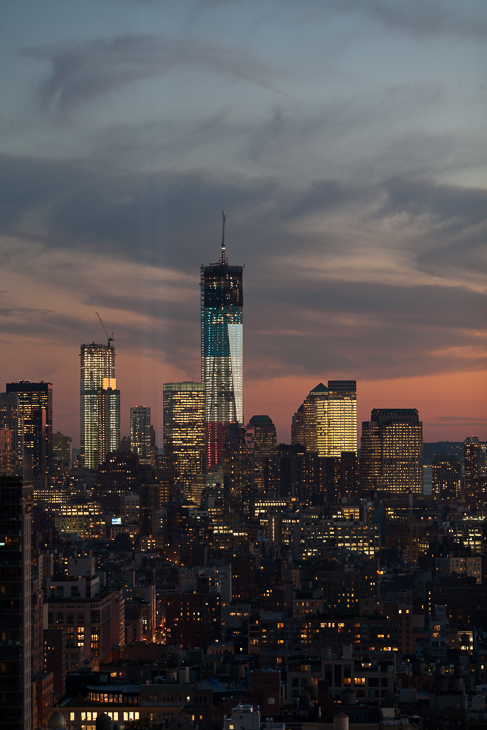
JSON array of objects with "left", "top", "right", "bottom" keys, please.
[{"left": 95, "top": 312, "right": 114, "bottom": 348}]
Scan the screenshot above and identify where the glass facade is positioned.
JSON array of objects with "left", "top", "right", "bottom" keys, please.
[
  {"left": 201, "top": 255, "right": 243, "bottom": 469},
  {"left": 297, "top": 381, "right": 357, "bottom": 458},
  {"left": 5, "top": 381, "right": 53, "bottom": 477},
  {"left": 326, "top": 381, "right": 357, "bottom": 457},
  {"left": 360, "top": 408, "right": 423, "bottom": 494},
  {"left": 80, "top": 343, "right": 119, "bottom": 470},
  {"left": 163, "top": 382, "right": 205, "bottom": 496}
]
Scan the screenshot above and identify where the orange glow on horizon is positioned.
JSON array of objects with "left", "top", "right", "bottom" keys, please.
[{"left": 245, "top": 369, "right": 487, "bottom": 444}]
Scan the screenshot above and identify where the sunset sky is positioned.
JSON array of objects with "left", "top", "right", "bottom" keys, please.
[{"left": 1, "top": 0, "right": 486, "bottom": 447}]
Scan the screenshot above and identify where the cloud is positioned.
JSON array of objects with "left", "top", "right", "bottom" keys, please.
[
  {"left": 279, "top": 0, "right": 487, "bottom": 39},
  {"left": 346, "top": 0, "right": 487, "bottom": 39},
  {"left": 25, "top": 33, "right": 289, "bottom": 117},
  {"left": 1, "top": 149, "right": 485, "bottom": 385}
]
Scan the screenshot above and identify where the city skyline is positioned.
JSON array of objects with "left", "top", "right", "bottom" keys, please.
[{"left": 1, "top": 0, "right": 486, "bottom": 446}]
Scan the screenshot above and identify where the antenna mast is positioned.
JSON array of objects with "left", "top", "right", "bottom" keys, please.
[
  {"left": 221, "top": 211, "right": 226, "bottom": 265},
  {"left": 95, "top": 312, "right": 114, "bottom": 349}
]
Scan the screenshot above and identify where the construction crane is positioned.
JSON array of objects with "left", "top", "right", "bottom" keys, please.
[{"left": 95, "top": 312, "right": 114, "bottom": 348}]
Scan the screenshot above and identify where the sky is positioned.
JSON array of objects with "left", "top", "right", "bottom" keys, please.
[{"left": 1, "top": 0, "right": 486, "bottom": 447}]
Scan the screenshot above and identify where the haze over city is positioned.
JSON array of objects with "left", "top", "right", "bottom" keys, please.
[{"left": 1, "top": 0, "right": 486, "bottom": 446}]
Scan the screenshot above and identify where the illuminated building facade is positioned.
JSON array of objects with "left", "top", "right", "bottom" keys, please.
[
  {"left": 464, "top": 436, "right": 487, "bottom": 507},
  {"left": 52, "top": 430, "right": 72, "bottom": 477},
  {"left": 300, "top": 520, "right": 381, "bottom": 558},
  {"left": 0, "top": 392, "right": 23, "bottom": 476},
  {"left": 293, "top": 380, "right": 357, "bottom": 458},
  {"left": 6, "top": 381, "right": 53, "bottom": 477},
  {"left": 327, "top": 380, "right": 357, "bottom": 456},
  {"left": 360, "top": 408, "right": 423, "bottom": 494},
  {"left": 130, "top": 406, "right": 152, "bottom": 464},
  {"left": 80, "top": 343, "right": 120, "bottom": 470},
  {"left": 432, "top": 453, "right": 462, "bottom": 501},
  {"left": 201, "top": 236, "right": 243, "bottom": 468},
  {"left": 54, "top": 502, "right": 105, "bottom": 538},
  {"left": 163, "top": 382, "right": 205, "bottom": 494}
]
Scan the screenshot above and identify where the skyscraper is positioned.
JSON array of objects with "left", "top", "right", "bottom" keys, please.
[
  {"left": 163, "top": 382, "right": 205, "bottom": 496},
  {"left": 130, "top": 406, "right": 153, "bottom": 465},
  {"left": 6, "top": 381, "right": 53, "bottom": 478},
  {"left": 201, "top": 218, "right": 243, "bottom": 468},
  {"left": 292, "top": 380, "right": 357, "bottom": 458},
  {"left": 0, "top": 392, "right": 23, "bottom": 477},
  {"left": 80, "top": 342, "right": 120, "bottom": 470},
  {"left": 360, "top": 408, "right": 423, "bottom": 494},
  {"left": 327, "top": 380, "right": 357, "bottom": 456}
]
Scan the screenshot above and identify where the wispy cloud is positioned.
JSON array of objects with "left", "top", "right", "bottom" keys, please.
[
  {"left": 25, "top": 33, "right": 289, "bottom": 117},
  {"left": 342, "top": 0, "right": 487, "bottom": 39}
]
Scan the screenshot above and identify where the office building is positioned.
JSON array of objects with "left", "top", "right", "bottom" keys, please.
[
  {"left": 6, "top": 381, "right": 52, "bottom": 477},
  {"left": 163, "top": 382, "right": 205, "bottom": 495},
  {"left": 360, "top": 408, "right": 423, "bottom": 494},
  {"left": 327, "top": 380, "right": 357, "bottom": 455},
  {"left": 290, "top": 403, "right": 305, "bottom": 447},
  {"left": 246, "top": 414, "right": 277, "bottom": 490},
  {"left": 130, "top": 406, "right": 152, "bottom": 464},
  {"left": 293, "top": 380, "right": 357, "bottom": 458},
  {"left": 0, "top": 392, "right": 23, "bottom": 476},
  {"left": 201, "top": 225, "right": 243, "bottom": 468},
  {"left": 80, "top": 342, "right": 120, "bottom": 469},
  {"left": 0, "top": 476, "right": 33, "bottom": 730}
]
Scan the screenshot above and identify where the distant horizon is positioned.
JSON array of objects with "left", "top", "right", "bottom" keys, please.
[{"left": 1, "top": 1, "right": 485, "bottom": 448}]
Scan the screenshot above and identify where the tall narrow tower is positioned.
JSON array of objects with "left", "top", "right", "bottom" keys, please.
[
  {"left": 201, "top": 214, "right": 243, "bottom": 468},
  {"left": 80, "top": 342, "right": 120, "bottom": 469}
]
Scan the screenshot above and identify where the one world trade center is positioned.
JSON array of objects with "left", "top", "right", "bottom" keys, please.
[{"left": 201, "top": 214, "right": 243, "bottom": 469}]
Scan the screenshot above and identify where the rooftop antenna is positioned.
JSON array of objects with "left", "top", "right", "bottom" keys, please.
[
  {"left": 221, "top": 211, "right": 226, "bottom": 265},
  {"left": 95, "top": 312, "right": 114, "bottom": 349}
]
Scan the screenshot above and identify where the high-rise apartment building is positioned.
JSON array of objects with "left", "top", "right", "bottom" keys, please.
[
  {"left": 52, "top": 431, "right": 73, "bottom": 477},
  {"left": 0, "top": 476, "right": 33, "bottom": 729},
  {"left": 130, "top": 406, "right": 153, "bottom": 465},
  {"left": 6, "top": 381, "right": 53, "bottom": 477},
  {"left": 432, "top": 453, "right": 462, "bottom": 501},
  {"left": 464, "top": 436, "right": 487, "bottom": 508},
  {"left": 360, "top": 408, "right": 423, "bottom": 494},
  {"left": 201, "top": 228, "right": 243, "bottom": 468},
  {"left": 163, "top": 382, "right": 205, "bottom": 496},
  {"left": 293, "top": 380, "right": 357, "bottom": 458},
  {"left": 80, "top": 342, "right": 120, "bottom": 470}
]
